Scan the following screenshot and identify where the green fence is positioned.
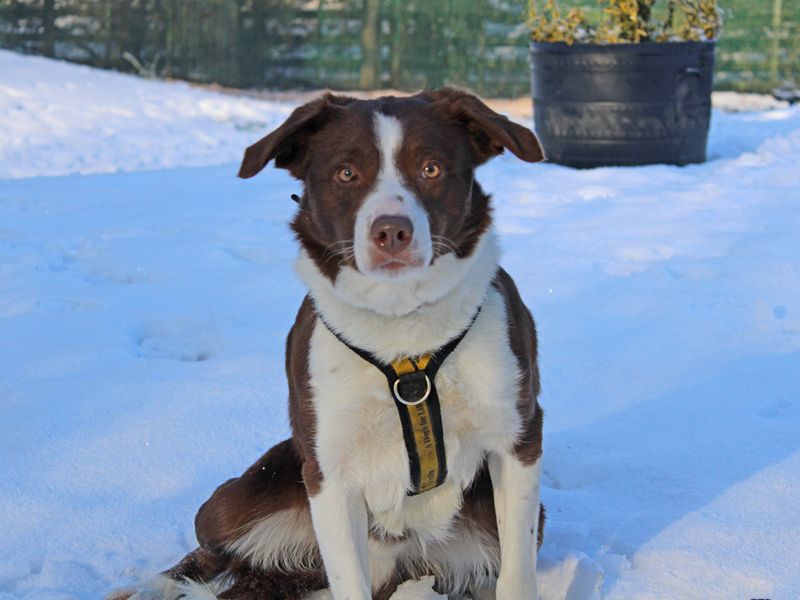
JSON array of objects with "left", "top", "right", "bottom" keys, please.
[{"left": 0, "top": 0, "right": 797, "bottom": 96}]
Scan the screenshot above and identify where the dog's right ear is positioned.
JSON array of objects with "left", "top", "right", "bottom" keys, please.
[
  {"left": 238, "top": 93, "right": 351, "bottom": 180},
  {"left": 423, "top": 87, "right": 544, "bottom": 166}
]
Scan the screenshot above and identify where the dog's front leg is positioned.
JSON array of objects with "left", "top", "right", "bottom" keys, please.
[
  {"left": 489, "top": 451, "right": 542, "bottom": 600},
  {"left": 309, "top": 481, "right": 371, "bottom": 600}
]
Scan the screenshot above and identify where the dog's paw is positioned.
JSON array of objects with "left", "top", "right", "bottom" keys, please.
[
  {"left": 389, "top": 576, "right": 447, "bottom": 599},
  {"left": 298, "top": 577, "right": 446, "bottom": 600},
  {"left": 495, "top": 576, "right": 538, "bottom": 600}
]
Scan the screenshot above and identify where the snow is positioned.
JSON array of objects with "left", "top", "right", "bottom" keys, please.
[
  {"left": 0, "top": 50, "right": 292, "bottom": 180},
  {"left": 1, "top": 50, "right": 799, "bottom": 599}
]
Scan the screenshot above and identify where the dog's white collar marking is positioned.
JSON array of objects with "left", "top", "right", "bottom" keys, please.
[{"left": 295, "top": 228, "right": 500, "bottom": 364}]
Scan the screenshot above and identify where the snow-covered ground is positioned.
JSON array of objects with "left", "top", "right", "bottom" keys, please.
[
  {"left": 1, "top": 50, "right": 799, "bottom": 600},
  {"left": 0, "top": 51, "right": 293, "bottom": 180}
]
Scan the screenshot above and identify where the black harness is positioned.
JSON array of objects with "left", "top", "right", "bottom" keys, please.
[{"left": 319, "top": 307, "right": 481, "bottom": 495}]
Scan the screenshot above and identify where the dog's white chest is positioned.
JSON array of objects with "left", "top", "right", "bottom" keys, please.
[{"left": 308, "top": 289, "right": 520, "bottom": 539}]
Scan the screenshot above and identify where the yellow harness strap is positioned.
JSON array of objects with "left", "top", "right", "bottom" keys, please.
[{"left": 390, "top": 355, "right": 443, "bottom": 493}]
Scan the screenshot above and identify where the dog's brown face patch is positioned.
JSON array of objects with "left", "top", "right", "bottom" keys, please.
[
  {"left": 291, "top": 102, "right": 381, "bottom": 281},
  {"left": 389, "top": 101, "right": 492, "bottom": 260},
  {"left": 240, "top": 88, "right": 543, "bottom": 282}
]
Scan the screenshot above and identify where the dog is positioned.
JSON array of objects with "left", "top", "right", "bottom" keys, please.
[{"left": 117, "top": 87, "right": 545, "bottom": 600}]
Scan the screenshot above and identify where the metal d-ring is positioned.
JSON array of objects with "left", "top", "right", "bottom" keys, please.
[{"left": 393, "top": 374, "right": 432, "bottom": 406}]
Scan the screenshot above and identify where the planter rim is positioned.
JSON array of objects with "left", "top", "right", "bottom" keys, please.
[{"left": 530, "top": 40, "right": 716, "bottom": 53}]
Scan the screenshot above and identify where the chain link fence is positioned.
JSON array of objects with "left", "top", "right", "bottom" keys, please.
[{"left": 0, "top": 0, "right": 797, "bottom": 96}]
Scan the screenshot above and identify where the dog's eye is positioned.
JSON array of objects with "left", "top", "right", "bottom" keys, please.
[
  {"left": 335, "top": 167, "right": 358, "bottom": 183},
  {"left": 422, "top": 162, "right": 443, "bottom": 179}
]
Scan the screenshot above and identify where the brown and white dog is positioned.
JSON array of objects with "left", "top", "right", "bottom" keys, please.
[{"left": 120, "top": 88, "right": 545, "bottom": 600}]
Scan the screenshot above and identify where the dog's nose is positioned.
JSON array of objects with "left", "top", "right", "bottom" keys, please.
[{"left": 371, "top": 215, "right": 414, "bottom": 255}]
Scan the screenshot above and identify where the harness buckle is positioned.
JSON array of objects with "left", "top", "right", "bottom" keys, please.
[{"left": 393, "top": 371, "right": 432, "bottom": 406}]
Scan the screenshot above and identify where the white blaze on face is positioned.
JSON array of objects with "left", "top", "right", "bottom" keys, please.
[{"left": 352, "top": 112, "right": 433, "bottom": 279}]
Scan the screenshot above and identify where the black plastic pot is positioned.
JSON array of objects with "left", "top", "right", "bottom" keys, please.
[{"left": 530, "top": 41, "right": 715, "bottom": 168}]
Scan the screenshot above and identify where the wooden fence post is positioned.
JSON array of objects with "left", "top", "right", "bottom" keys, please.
[
  {"left": 769, "top": 0, "right": 783, "bottom": 84},
  {"left": 359, "top": 0, "right": 381, "bottom": 89},
  {"left": 42, "top": 0, "right": 55, "bottom": 57}
]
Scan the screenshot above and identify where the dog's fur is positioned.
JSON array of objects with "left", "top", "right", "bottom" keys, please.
[{"left": 118, "top": 88, "right": 546, "bottom": 600}]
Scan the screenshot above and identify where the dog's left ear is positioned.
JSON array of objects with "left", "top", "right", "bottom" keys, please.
[
  {"left": 424, "top": 87, "right": 545, "bottom": 165},
  {"left": 238, "top": 93, "right": 352, "bottom": 179}
]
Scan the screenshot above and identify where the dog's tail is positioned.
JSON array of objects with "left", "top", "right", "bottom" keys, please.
[
  {"left": 163, "top": 547, "right": 229, "bottom": 583},
  {"left": 105, "top": 549, "right": 228, "bottom": 600}
]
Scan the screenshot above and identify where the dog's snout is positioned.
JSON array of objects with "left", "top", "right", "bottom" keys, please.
[{"left": 370, "top": 215, "right": 414, "bottom": 255}]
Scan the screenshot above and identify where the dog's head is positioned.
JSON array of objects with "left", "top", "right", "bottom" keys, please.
[{"left": 240, "top": 88, "right": 543, "bottom": 315}]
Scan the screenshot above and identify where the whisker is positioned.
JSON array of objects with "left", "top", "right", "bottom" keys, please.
[
  {"left": 431, "top": 235, "right": 459, "bottom": 256},
  {"left": 323, "top": 239, "right": 355, "bottom": 259},
  {"left": 323, "top": 240, "right": 356, "bottom": 264},
  {"left": 326, "top": 248, "right": 354, "bottom": 259}
]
